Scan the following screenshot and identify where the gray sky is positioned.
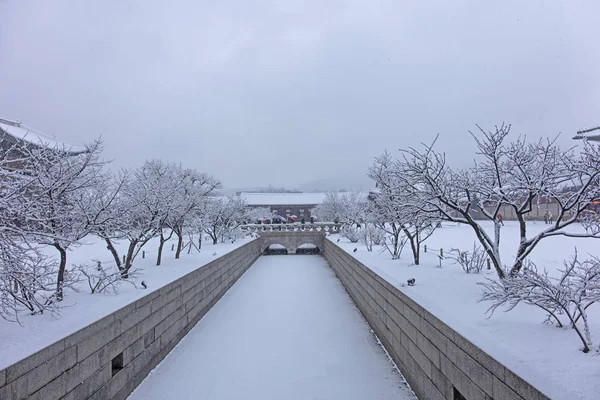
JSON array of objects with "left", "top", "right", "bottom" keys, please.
[{"left": 1, "top": 1, "right": 599, "bottom": 189}]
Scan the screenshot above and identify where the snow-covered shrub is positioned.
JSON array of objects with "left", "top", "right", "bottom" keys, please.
[
  {"left": 75, "top": 261, "right": 137, "bottom": 294},
  {"left": 342, "top": 225, "right": 361, "bottom": 243},
  {"left": 360, "top": 225, "right": 386, "bottom": 251},
  {"left": 479, "top": 251, "right": 600, "bottom": 353},
  {"left": 580, "top": 210, "right": 600, "bottom": 235},
  {"left": 381, "top": 233, "right": 407, "bottom": 260},
  {"left": 449, "top": 243, "right": 487, "bottom": 274},
  {"left": 0, "top": 242, "right": 60, "bottom": 322}
]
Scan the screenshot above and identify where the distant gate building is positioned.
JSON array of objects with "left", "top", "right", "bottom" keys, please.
[{"left": 238, "top": 192, "right": 328, "bottom": 220}]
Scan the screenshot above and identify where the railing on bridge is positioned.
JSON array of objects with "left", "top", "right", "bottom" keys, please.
[{"left": 241, "top": 222, "right": 341, "bottom": 234}]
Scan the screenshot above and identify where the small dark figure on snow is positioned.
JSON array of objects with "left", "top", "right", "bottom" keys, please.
[
  {"left": 301, "top": 218, "right": 305, "bottom": 224},
  {"left": 337, "top": 238, "right": 340, "bottom": 243},
  {"left": 497, "top": 213, "right": 504, "bottom": 226},
  {"left": 407, "top": 278, "right": 416, "bottom": 286},
  {"left": 141, "top": 281, "right": 148, "bottom": 289},
  {"left": 353, "top": 248, "right": 357, "bottom": 252}
]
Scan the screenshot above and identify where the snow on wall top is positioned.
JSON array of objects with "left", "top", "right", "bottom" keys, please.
[{"left": 0, "top": 117, "right": 88, "bottom": 153}]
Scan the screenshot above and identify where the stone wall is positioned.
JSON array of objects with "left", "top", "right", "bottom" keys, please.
[
  {"left": 0, "top": 240, "right": 260, "bottom": 400},
  {"left": 323, "top": 239, "right": 550, "bottom": 400}
]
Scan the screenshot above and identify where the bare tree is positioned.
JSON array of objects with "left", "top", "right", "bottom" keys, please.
[
  {"left": 479, "top": 251, "right": 600, "bottom": 353},
  {"left": 399, "top": 125, "right": 600, "bottom": 278},
  {"left": 165, "top": 167, "right": 220, "bottom": 261},
  {"left": 448, "top": 243, "right": 488, "bottom": 274},
  {"left": 311, "top": 192, "right": 369, "bottom": 226},
  {"left": 99, "top": 160, "right": 177, "bottom": 278},
  {"left": 19, "top": 139, "right": 107, "bottom": 300},
  {"left": 369, "top": 151, "right": 438, "bottom": 263},
  {"left": 202, "top": 196, "right": 248, "bottom": 245}
]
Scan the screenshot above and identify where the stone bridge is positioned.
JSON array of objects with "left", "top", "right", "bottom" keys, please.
[
  {"left": 242, "top": 223, "right": 341, "bottom": 255},
  {"left": 257, "top": 231, "right": 325, "bottom": 254}
]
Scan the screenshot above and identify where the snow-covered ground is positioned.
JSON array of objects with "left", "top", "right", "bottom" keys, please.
[
  {"left": 0, "top": 235, "right": 251, "bottom": 370},
  {"left": 128, "top": 255, "right": 415, "bottom": 400},
  {"left": 331, "top": 221, "right": 600, "bottom": 400}
]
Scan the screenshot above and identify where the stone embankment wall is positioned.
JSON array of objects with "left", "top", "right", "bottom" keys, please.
[
  {"left": 0, "top": 240, "right": 260, "bottom": 400},
  {"left": 323, "top": 239, "right": 550, "bottom": 400}
]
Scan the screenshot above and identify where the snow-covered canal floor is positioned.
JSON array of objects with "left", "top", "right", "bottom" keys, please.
[{"left": 128, "top": 255, "right": 415, "bottom": 400}]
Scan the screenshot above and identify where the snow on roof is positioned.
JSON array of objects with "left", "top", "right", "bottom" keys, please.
[
  {"left": 240, "top": 191, "right": 372, "bottom": 206},
  {"left": 573, "top": 126, "right": 600, "bottom": 141},
  {"left": 240, "top": 192, "right": 328, "bottom": 206},
  {"left": 0, "top": 117, "right": 88, "bottom": 153}
]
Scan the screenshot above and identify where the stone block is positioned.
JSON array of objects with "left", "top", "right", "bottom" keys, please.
[
  {"left": 407, "top": 336, "right": 432, "bottom": 376},
  {"left": 422, "top": 310, "right": 456, "bottom": 344},
  {"left": 419, "top": 373, "right": 446, "bottom": 400},
  {"left": 440, "top": 353, "right": 487, "bottom": 400},
  {"left": 159, "top": 315, "right": 187, "bottom": 348},
  {"left": 5, "top": 338, "right": 66, "bottom": 384},
  {"left": 138, "top": 309, "right": 162, "bottom": 336},
  {"left": 158, "top": 296, "right": 183, "bottom": 322},
  {"left": 123, "top": 336, "right": 146, "bottom": 366},
  {"left": 0, "top": 381, "right": 11, "bottom": 400},
  {"left": 154, "top": 304, "right": 185, "bottom": 338},
  {"left": 131, "top": 290, "right": 160, "bottom": 312},
  {"left": 25, "top": 344, "right": 77, "bottom": 396},
  {"left": 504, "top": 367, "right": 551, "bottom": 400},
  {"left": 403, "top": 303, "right": 422, "bottom": 331},
  {"left": 416, "top": 330, "right": 441, "bottom": 369},
  {"left": 445, "top": 340, "right": 493, "bottom": 397},
  {"left": 493, "top": 375, "right": 521, "bottom": 400},
  {"left": 421, "top": 319, "right": 449, "bottom": 354},
  {"left": 120, "top": 302, "right": 151, "bottom": 333},
  {"left": 430, "top": 363, "right": 452, "bottom": 399},
  {"left": 0, "top": 368, "right": 6, "bottom": 387},
  {"left": 396, "top": 311, "right": 418, "bottom": 343},
  {"left": 77, "top": 320, "right": 120, "bottom": 362},
  {"left": 62, "top": 363, "right": 111, "bottom": 400}
]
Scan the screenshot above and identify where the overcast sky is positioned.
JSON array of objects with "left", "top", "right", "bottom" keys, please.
[{"left": 1, "top": 1, "right": 599, "bottom": 189}]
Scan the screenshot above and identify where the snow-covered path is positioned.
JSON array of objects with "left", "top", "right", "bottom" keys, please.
[{"left": 128, "top": 255, "right": 414, "bottom": 400}]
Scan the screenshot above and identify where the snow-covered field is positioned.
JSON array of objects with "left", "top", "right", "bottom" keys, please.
[
  {"left": 331, "top": 221, "right": 600, "bottom": 400},
  {"left": 0, "top": 235, "right": 251, "bottom": 370},
  {"left": 128, "top": 255, "right": 415, "bottom": 400}
]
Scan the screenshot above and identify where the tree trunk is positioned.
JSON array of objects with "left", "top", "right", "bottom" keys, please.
[
  {"left": 122, "top": 241, "right": 137, "bottom": 278},
  {"left": 198, "top": 235, "right": 202, "bottom": 250},
  {"left": 175, "top": 232, "right": 184, "bottom": 259},
  {"left": 466, "top": 219, "right": 504, "bottom": 279},
  {"left": 414, "top": 236, "right": 420, "bottom": 265},
  {"left": 510, "top": 213, "right": 528, "bottom": 276},
  {"left": 404, "top": 228, "right": 419, "bottom": 265},
  {"left": 157, "top": 231, "right": 166, "bottom": 266},
  {"left": 55, "top": 244, "right": 67, "bottom": 301},
  {"left": 104, "top": 238, "right": 121, "bottom": 270}
]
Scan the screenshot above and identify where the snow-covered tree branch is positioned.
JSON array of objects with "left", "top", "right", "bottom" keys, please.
[{"left": 394, "top": 124, "right": 600, "bottom": 278}]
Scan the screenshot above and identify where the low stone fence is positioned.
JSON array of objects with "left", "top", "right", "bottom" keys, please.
[
  {"left": 241, "top": 222, "right": 341, "bottom": 233},
  {"left": 323, "top": 239, "right": 550, "bottom": 400},
  {"left": 0, "top": 240, "right": 260, "bottom": 400}
]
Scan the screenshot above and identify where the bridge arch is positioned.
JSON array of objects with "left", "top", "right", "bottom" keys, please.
[
  {"left": 258, "top": 231, "right": 325, "bottom": 255},
  {"left": 260, "top": 238, "right": 293, "bottom": 254}
]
